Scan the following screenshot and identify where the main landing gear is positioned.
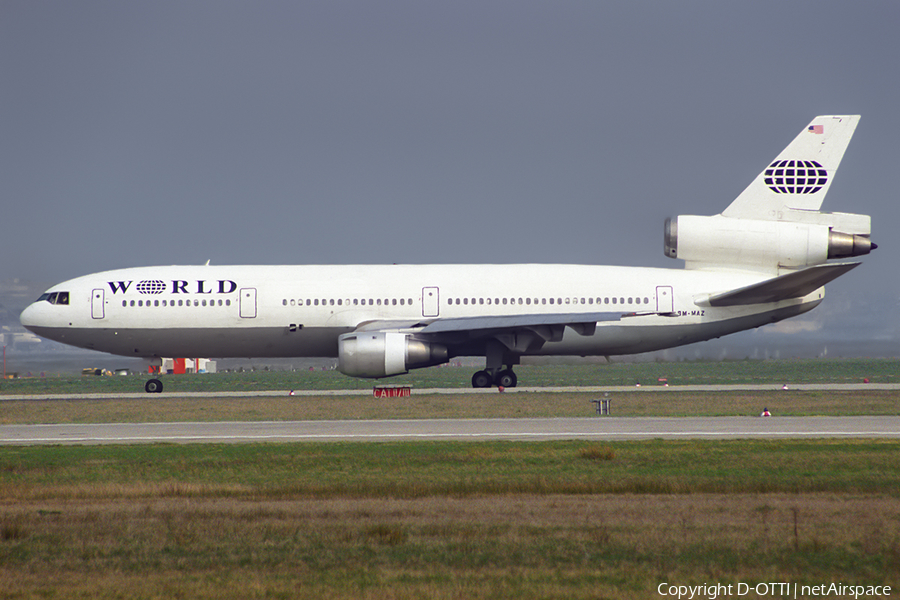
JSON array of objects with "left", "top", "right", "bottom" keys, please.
[
  {"left": 471, "top": 368, "right": 517, "bottom": 389},
  {"left": 145, "top": 378, "right": 164, "bottom": 393}
]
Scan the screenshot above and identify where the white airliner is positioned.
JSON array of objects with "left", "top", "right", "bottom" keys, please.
[{"left": 21, "top": 115, "right": 875, "bottom": 392}]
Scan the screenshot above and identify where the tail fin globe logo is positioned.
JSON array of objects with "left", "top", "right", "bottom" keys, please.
[{"left": 764, "top": 160, "right": 827, "bottom": 194}]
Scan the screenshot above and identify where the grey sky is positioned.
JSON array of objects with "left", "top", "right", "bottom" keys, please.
[{"left": 2, "top": 1, "right": 898, "bottom": 351}]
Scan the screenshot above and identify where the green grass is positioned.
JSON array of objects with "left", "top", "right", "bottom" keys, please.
[
  {"left": 3, "top": 358, "right": 899, "bottom": 396},
  {"left": 2, "top": 439, "right": 899, "bottom": 499},
  {"left": 1, "top": 440, "right": 899, "bottom": 599}
]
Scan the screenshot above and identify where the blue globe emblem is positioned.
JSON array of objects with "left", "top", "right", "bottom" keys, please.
[
  {"left": 764, "top": 160, "right": 827, "bottom": 194},
  {"left": 136, "top": 280, "right": 166, "bottom": 294}
]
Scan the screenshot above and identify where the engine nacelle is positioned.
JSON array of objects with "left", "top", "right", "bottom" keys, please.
[
  {"left": 338, "top": 331, "right": 449, "bottom": 378},
  {"left": 664, "top": 215, "right": 874, "bottom": 271}
]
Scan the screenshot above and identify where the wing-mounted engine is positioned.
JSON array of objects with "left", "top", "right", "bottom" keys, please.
[
  {"left": 664, "top": 213, "right": 874, "bottom": 273},
  {"left": 338, "top": 331, "right": 448, "bottom": 378}
]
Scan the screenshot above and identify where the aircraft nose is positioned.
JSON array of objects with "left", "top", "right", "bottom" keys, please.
[{"left": 20, "top": 302, "right": 43, "bottom": 331}]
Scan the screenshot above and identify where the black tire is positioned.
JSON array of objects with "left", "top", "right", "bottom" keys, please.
[
  {"left": 496, "top": 369, "right": 517, "bottom": 388},
  {"left": 471, "top": 370, "right": 493, "bottom": 388},
  {"left": 145, "top": 378, "right": 163, "bottom": 393}
]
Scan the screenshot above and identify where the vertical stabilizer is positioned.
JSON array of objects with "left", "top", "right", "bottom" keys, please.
[{"left": 722, "top": 115, "right": 859, "bottom": 220}]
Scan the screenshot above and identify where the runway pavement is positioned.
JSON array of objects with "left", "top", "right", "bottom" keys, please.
[{"left": 1, "top": 416, "right": 899, "bottom": 445}]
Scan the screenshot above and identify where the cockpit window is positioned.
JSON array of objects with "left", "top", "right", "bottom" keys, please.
[{"left": 38, "top": 291, "right": 70, "bottom": 305}]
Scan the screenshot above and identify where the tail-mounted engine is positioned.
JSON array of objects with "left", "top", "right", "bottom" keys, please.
[
  {"left": 338, "top": 331, "right": 448, "bottom": 378},
  {"left": 664, "top": 213, "right": 874, "bottom": 272}
]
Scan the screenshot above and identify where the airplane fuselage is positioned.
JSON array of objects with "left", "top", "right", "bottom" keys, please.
[{"left": 21, "top": 263, "right": 820, "bottom": 360}]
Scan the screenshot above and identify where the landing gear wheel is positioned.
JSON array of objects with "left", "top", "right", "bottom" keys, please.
[
  {"left": 145, "top": 378, "right": 163, "bottom": 394},
  {"left": 495, "top": 369, "right": 517, "bottom": 388},
  {"left": 471, "top": 370, "right": 493, "bottom": 388}
]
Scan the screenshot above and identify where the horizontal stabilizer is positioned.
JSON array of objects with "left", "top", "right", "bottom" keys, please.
[{"left": 701, "top": 263, "right": 860, "bottom": 307}]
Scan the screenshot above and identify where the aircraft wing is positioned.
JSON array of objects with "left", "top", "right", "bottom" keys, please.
[
  {"left": 417, "top": 312, "right": 622, "bottom": 334},
  {"left": 356, "top": 312, "right": 622, "bottom": 335},
  {"left": 353, "top": 312, "right": 624, "bottom": 351},
  {"left": 699, "top": 262, "right": 860, "bottom": 307}
]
